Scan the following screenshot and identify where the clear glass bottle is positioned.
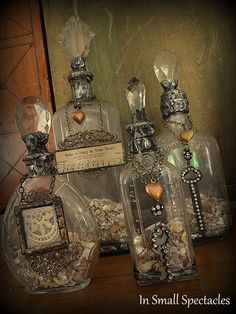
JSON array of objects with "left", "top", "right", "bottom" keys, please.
[
  {"left": 2, "top": 97, "right": 99, "bottom": 294},
  {"left": 154, "top": 51, "right": 232, "bottom": 242},
  {"left": 120, "top": 78, "right": 197, "bottom": 286},
  {"left": 53, "top": 17, "right": 128, "bottom": 254}
]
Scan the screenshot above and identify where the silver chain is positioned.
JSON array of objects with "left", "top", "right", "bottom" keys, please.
[
  {"left": 162, "top": 114, "right": 193, "bottom": 143},
  {"left": 18, "top": 171, "right": 56, "bottom": 202},
  {"left": 65, "top": 103, "right": 72, "bottom": 135},
  {"left": 65, "top": 97, "right": 104, "bottom": 135},
  {"left": 128, "top": 148, "right": 164, "bottom": 184},
  {"left": 97, "top": 97, "right": 104, "bottom": 130}
]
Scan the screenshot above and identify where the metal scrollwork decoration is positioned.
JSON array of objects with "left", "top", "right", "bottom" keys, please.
[
  {"left": 27, "top": 251, "right": 67, "bottom": 279},
  {"left": 58, "top": 129, "right": 117, "bottom": 150},
  {"left": 160, "top": 80, "right": 189, "bottom": 119}
]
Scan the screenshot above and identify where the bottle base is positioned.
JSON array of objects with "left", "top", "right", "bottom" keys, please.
[
  {"left": 134, "top": 265, "right": 197, "bottom": 286},
  {"left": 192, "top": 225, "right": 233, "bottom": 244},
  {"left": 25, "top": 279, "right": 91, "bottom": 295},
  {"left": 100, "top": 241, "right": 129, "bottom": 256}
]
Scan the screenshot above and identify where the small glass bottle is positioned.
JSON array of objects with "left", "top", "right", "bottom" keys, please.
[
  {"left": 2, "top": 96, "right": 99, "bottom": 294},
  {"left": 53, "top": 17, "right": 128, "bottom": 255},
  {"left": 120, "top": 78, "right": 197, "bottom": 286},
  {"left": 154, "top": 51, "right": 232, "bottom": 242}
]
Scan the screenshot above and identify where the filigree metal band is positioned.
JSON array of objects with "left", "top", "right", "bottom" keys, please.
[
  {"left": 160, "top": 80, "right": 189, "bottom": 119},
  {"left": 127, "top": 121, "right": 156, "bottom": 154},
  {"left": 22, "top": 132, "right": 54, "bottom": 177},
  {"left": 58, "top": 129, "right": 117, "bottom": 150},
  {"left": 27, "top": 251, "right": 67, "bottom": 278}
]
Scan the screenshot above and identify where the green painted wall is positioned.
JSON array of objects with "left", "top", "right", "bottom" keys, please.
[{"left": 43, "top": 0, "right": 236, "bottom": 188}]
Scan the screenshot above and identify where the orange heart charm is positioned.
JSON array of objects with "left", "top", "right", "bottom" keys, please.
[
  {"left": 145, "top": 182, "right": 164, "bottom": 201},
  {"left": 72, "top": 111, "right": 85, "bottom": 124},
  {"left": 180, "top": 129, "right": 193, "bottom": 142}
]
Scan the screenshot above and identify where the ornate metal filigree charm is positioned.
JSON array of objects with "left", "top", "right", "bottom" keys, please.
[
  {"left": 58, "top": 129, "right": 118, "bottom": 179},
  {"left": 150, "top": 222, "right": 173, "bottom": 281},
  {"left": 27, "top": 251, "right": 67, "bottom": 278},
  {"left": 58, "top": 129, "right": 117, "bottom": 150},
  {"left": 21, "top": 189, "right": 51, "bottom": 204}
]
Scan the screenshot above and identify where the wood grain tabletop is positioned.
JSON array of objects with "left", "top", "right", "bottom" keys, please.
[{"left": 0, "top": 211, "right": 235, "bottom": 314}]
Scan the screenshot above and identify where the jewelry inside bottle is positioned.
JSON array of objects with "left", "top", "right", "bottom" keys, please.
[
  {"left": 154, "top": 50, "right": 232, "bottom": 241},
  {"left": 54, "top": 16, "right": 128, "bottom": 254},
  {"left": 2, "top": 96, "right": 99, "bottom": 294},
  {"left": 120, "top": 78, "right": 197, "bottom": 285}
]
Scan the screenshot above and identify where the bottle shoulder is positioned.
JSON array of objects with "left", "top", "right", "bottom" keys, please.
[
  {"left": 120, "top": 159, "right": 180, "bottom": 184},
  {"left": 4, "top": 175, "right": 89, "bottom": 214},
  {"left": 53, "top": 99, "right": 119, "bottom": 117},
  {"left": 52, "top": 98, "right": 122, "bottom": 145},
  {"left": 157, "top": 130, "right": 219, "bottom": 150}
]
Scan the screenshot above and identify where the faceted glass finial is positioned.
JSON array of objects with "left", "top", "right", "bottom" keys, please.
[
  {"left": 154, "top": 51, "right": 179, "bottom": 83},
  {"left": 15, "top": 96, "right": 51, "bottom": 136},
  {"left": 58, "top": 16, "right": 95, "bottom": 58},
  {"left": 125, "top": 77, "right": 146, "bottom": 113}
]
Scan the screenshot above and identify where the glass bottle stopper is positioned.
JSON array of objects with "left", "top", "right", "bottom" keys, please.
[
  {"left": 15, "top": 96, "right": 51, "bottom": 155},
  {"left": 125, "top": 77, "right": 146, "bottom": 122},
  {"left": 154, "top": 51, "right": 179, "bottom": 90}
]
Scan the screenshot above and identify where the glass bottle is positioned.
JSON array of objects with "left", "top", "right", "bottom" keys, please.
[
  {"left": 154, "top": 51, "right": 232, "bottom": 242},
  {"left": 120, "top": 78, "right": 197, "bottom": 286},
  {"left": 53, "top": 17, "right": 128, "bottom": 255},
  {"left": 2, "top": 96, "right": 99, "bottom": 294}
]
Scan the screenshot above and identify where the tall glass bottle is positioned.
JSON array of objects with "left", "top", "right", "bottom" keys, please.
[
  {"left": 120, "top": 78, "right": 197, "bottom": 286},
  {"left": 2, "top": 97, "right": 99, "bottom": 294},
  {"left": 154, "top": 51, "right": 232, "bottom": 242},
  {"left": 53, "top": 17, "right": 128, "bottom": 254}
]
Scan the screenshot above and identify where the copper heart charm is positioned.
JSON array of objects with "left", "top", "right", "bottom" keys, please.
[
  {"left": 180, "top": 129, "right": 193, "bottom": 142},
  {"left": 72, "top": 111, "right": 85, "bottom": 124},
  {"left": 145, "top": 182, "right": 164, "bottom": 201}
]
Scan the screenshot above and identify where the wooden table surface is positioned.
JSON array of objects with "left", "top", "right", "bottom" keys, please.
[{"left": 0, "top": 211, "right": 235, "bottom": 314}]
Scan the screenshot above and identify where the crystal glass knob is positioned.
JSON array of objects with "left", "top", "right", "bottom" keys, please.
[
  {"left": 15, "top": 96, "right": 51, "bottom": 136},
  {"left": 58, "top": 16, "right": 95, "bottom": 58},
  {"left": 154, "top": 51, "right": 179, "bottom": 83},
  {"left": 125, "top": 77, "right": 146, "bottom": 113}
]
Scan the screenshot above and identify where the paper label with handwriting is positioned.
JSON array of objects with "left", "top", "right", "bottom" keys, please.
[{"left": 55, "top": 142, "right": 124, "bottom": 174}]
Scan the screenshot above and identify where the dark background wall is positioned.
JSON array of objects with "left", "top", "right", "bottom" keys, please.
[{"left": 43, "top": 0, "right": 236, "bottom": 197}]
